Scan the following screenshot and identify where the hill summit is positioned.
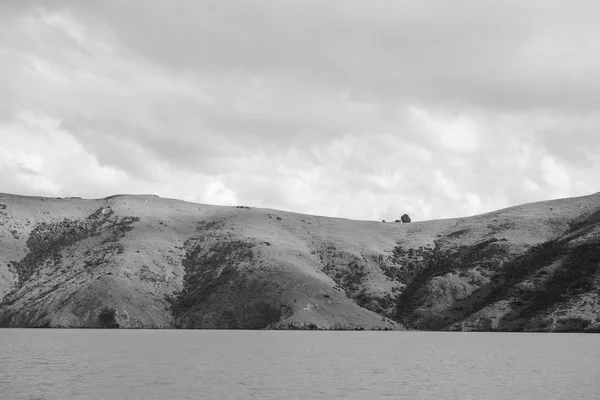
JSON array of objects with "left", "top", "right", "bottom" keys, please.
[{"left": 1, "top": 192, "right": 599, "bottom": 332}]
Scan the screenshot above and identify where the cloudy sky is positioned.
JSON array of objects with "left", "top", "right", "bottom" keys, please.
[{"left": 1, "top": 1, "right": 599, "bottom": 221}]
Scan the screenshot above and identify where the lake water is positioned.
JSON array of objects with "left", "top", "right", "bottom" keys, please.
[{"left": 1, "top": 330, "right": 598, "bottom": 400}]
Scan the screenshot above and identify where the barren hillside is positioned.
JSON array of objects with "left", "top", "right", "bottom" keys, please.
[{"left": 1, "top": 192, "right": 599, "bottom": 331}]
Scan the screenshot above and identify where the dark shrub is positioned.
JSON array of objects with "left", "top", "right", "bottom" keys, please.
[{"left": 98, "top": 307, "right": 120, "bottom": 328}]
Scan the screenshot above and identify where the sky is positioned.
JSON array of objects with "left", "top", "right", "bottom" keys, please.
[{"left": 1, "top": 0, "right": 599, "bottom": 221}]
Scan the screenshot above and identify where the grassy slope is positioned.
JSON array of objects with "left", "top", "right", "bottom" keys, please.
[{"left": 0, "top": 192, "right": 599, "bottom": 330}]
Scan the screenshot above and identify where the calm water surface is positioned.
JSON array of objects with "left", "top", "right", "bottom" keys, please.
[{"left": 1, "top": 330, "right": 598, "bottom": 400}]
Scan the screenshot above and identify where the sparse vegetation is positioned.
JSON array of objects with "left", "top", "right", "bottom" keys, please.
[
  {"left": 169, "top": 234, "right": 256, "bottom": 319},
  {"left": 137, "top": 264, "right": 163, "bottom": 285},
  {"left": 8, "top": 207, "right": 140, "bottom": 287},
  {"left": 0, "top": 203, "right": 7, "bottom": 220},
  {"left": 316, "top": 245, "right": 399, "bottom": 314},
  {"left": 322, "top": 260, "right": 367, "bottom": 295},
  {"left": 490, "top": 238, "right": 600, "bottom": 329},
  {"left": 388, "top": 238, "right": 512, "bottom": 328}
]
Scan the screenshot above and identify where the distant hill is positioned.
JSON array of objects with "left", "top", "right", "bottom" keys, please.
[{"left": 1, "top": 192, "right": 599, "bottom": 331}]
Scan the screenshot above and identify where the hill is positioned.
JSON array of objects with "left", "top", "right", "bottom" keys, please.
[{"left": 0, "top": 192, "right": 599, "bottom": 331}]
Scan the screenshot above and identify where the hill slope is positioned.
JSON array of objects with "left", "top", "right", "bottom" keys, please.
[{"left": 0, "top": 192, "right": 599, "bottom": 331}]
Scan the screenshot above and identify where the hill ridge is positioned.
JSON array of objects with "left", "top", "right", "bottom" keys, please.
[{"left": 1, "top": 192, "right": 599, "bottom": 331}]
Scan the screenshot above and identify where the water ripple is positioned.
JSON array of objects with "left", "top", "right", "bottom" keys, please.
[{"left": 1, "top": 330, "right": 599, "bottom": 400}]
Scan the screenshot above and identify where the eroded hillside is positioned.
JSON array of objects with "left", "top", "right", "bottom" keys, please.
[{"left": 0, "top": 192, "right": 599, "bottom": 331}]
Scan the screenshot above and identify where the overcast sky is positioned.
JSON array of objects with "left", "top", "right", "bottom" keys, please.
[{"left": 1, "top": 1, "right": 599, "bottom": 221}]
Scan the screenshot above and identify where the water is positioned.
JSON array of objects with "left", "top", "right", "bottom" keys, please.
[{"left": 1, "top": 330, "right": 599, "bottom": 400}]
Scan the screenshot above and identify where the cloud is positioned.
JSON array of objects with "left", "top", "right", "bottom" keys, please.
[
  {"left": 28, "top": 0, "right": 598, "bottom": 111},
  {"left": 540, "top": 155, "right": 572, "bottom": 198},
  {"left": 203, "top": 178, "right": 238, "bottom": 206},
  {"left": 408, "top": 107, "right": 481, "bottom": 153},
  {"left": 1, "top": 1, "right": 599, "bottom": 221}
]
